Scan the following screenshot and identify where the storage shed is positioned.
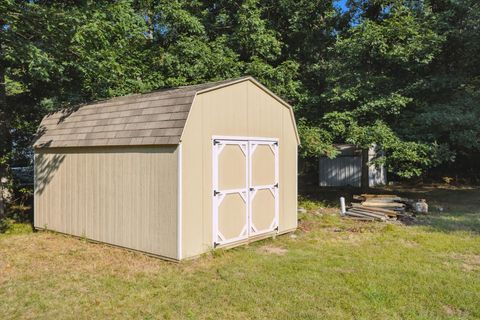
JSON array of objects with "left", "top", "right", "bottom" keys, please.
[
  {"left": 34, "top": 77, "right": 299, "bottom": 261},
  {"left": 318, "top": 144, "right": 387, "bottom": 187}
]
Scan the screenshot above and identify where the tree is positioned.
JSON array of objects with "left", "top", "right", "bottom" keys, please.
[
  {"left": 309, "top": 1, "right": 455, "bottom": 178},
  {"left": 0, "top": 1, "right": 151, "bottom": 222},
  {"left": 401, "top": 0, "right": 480, "bottom": 177},
  {"left": 1, "top": 0, "right": 150, "bottom": 151}
]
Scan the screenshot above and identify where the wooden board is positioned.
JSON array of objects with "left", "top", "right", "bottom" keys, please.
[
  {"left": 361, "top": 201, "right": 405, "bottom": 208},
  {"left": 361, "top": 194, "right": 399, "bottom": 198},
  {"left": 354, "top": 194, "right": 402, "bottom": 202}
]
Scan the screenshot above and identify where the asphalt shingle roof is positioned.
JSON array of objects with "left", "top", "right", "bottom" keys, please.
[{"left": 34, "top": 77, "right": 250, "bottom": 148}]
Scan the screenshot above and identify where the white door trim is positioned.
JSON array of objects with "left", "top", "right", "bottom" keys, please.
[
  {"left": 213, "top": 135, "right": 278, "bottom": 142},
  {"left": 212, "top": 139, "right": 249, "bottom": 247},
  {"left": 212, "top": 136, "right": 279, "bottom": 248},
  {"left": 248, "top": 140, "right": 279, "bottom": 237}
]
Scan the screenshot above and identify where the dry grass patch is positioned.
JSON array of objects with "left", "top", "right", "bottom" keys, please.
[
  {"left": 449, "top": 253, "right": 480, "bottom": 272},
  {"left": 0, "top": 232, "right": 170, "bottom": 283},
  {"left": 257, "top": 245, "right": 288, "bottom": 255},
  {"left": 443, "top": 305, "right": 469, "bottom": 317},
  {"left": 396, "top": 238, "right": 420, "bottom": 248}
]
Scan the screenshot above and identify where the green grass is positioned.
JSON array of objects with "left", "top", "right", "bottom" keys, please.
[
  {"left": 0, "top": 221, "right": 32, "bottom": 236},
  {"left": 1, "top": 185, "right": 479, "bottom": 319}
]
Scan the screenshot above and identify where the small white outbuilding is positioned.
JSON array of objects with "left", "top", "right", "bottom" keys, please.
[{"left": 34, "top": 77, "right": 299, "bottom": 261}]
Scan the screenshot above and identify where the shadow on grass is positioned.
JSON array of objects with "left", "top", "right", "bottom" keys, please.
[
  {"left": 395, "top": 186, "right": 480, "bottom": 235},
  {"left": 299, "top": 185, "right": 363, "bottom": 207},
  {"left": 300, "top": 184, "right": 480, "bottom": 235}
]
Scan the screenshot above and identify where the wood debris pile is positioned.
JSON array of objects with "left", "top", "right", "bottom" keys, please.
[{"left": 342, "top": 194, "right": 426, "bottom": 222}]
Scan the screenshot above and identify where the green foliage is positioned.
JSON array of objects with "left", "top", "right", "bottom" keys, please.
[
  {"left": 0, "top": 220, "right": 31, "bottom": 235},
  {"left": 233, "top": 0, "right": 281, "bottom": 61},
  {"left": 0, "top": 218, "right": 14, "bottom": 234},
  {"left": 297, "top": 118, "right": 338, "bottom": 158},
  {"left": 69, "top": 1, "right": 150, "bottom": 98},
  {"left": 308, "top": 0, "right": 480, "bottom": 178},
  {"left": 400, "top": 0, "right": 480, "bottom": 161}
]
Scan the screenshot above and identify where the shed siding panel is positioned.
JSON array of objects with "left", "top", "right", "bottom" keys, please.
[
  {"left": 181, "top": 94, "right": 207, "bottom": 258},
  {"left": 34, "top": 146, "right": 178, "bottom": 259},
  {"left": 319, "top": 157, "right": 362, "bottom": 187},
  {"left": 181, "top": 81, "right": 298, "bottom": 259},
  {"left": 280, "top": 107, "right": 298, "bottom": 231},
  {"left": 318, "top": 147, "right": 386, "bottom": 187}
]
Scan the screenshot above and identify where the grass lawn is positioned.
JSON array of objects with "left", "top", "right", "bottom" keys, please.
[{"left": 1, "top": 185, "right": 479, "bottom": 319}]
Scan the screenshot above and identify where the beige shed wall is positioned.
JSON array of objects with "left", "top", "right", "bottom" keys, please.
[
  {"left": 181, "top": 80, "right": 298, "bottom": 259},
  {"left": 34, "top": 146, "right": 178, "bottom": 259}
]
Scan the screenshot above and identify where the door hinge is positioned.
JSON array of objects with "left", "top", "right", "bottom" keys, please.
[
  {"left": 274, "top": 141, "right": 278, "bottom": 146},
  {"left": 274, "top": 226, "right": 279, "bottom": 231},
  {"left": 213, "top": 190, "right": 220, "bottom": 196},
  {"left": 213, "top": 242, "right": 220, "bottom": 248},
  {"left": 213, "top": 140, "right": 220, "bottom": 145},
  {"left": 249, "top": 187, "right": 255, "bottom": 191},
  {"left": 274, "top": 183, "right": 278, "bottom": 188}
]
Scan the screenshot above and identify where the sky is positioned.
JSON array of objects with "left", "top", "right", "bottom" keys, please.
[{"left": 335, "top": 0, "right": 349, "bottom": 12}]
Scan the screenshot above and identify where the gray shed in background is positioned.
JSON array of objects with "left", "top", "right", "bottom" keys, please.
[{"left": 319, "top": 144, "right": 386, "bottom": 187}]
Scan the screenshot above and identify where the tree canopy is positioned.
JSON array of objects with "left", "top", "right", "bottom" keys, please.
[{"left": 1, "top": 0, "right": 479, "bottom": 182}]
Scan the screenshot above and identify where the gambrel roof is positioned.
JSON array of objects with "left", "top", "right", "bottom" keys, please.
[{"left": 34, "top": 76, "right": 299, "bottom": 148}]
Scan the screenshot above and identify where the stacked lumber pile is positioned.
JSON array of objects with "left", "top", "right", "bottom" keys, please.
[{"left": 343, "top": 194, "right": 409, "bottom": 222}]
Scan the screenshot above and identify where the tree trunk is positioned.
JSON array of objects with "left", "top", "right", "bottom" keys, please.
[{"left": 361, "top": 148, "right": 369, "bottom": 192}]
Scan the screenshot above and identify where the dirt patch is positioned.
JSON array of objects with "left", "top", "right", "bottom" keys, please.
[
  {"left": 298, "top": 219, "right": 315, "bottom": 233},
  {"left": 324, "top": 226, "right": 373, "bottom": 234},
  {"left": 449, "top": 253, "right": 480, "bottom": 272},
  {"left": 258, "top": 245, "right": 288, "bottom": 256},
  {"left": 397, "top": 239, "right": 420, "bottom": 248},
  {"left": 443, "top": 305, "right": 468, "bottom": 317},
  {"left": 337, "top": 233, "right": 364, "bottom": 245}
]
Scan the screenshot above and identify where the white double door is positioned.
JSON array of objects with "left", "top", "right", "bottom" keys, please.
[{"left": 212, "top": 137, "right": 279, "bottom": 247}]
